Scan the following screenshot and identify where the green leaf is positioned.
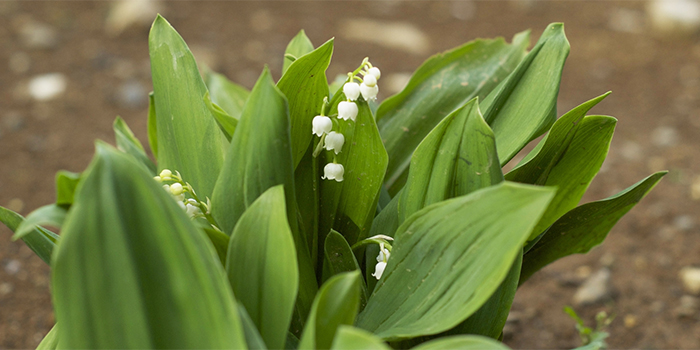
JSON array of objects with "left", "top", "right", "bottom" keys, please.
[
  {"left": 410, "top": 335, "right": 510, "bottom": 350},
  {"left": 238, "top": 305, "right": 268, "bottom": 350},
  {"left": 211, "top": 67, "right": 317, "bottom": 337},
  {"left": 149, "top": 15, "right": 226, "bottom": 199},
  {"left": 0, "top": 206, "right": 59, "bottom": 265},
  {"left": 377, "top": 31, "right": 529, "bottom": 194},
  {"left": 52, "top": 142, "right": 246, "bottom": 348},
  {"left": 13, "top": 204, "right": 66, "bottom": 240},
  {"left": 200, "top": 223, "right": 230, "bottom": 265},
  {"left": 204, "top": 91, "right": 238, "bottom": 141},
  {"left": 520, "top": 171, "right": 666, "bottom": 283},
  {"left": 283, "top": 30, "right": 315, "bottom": 75},
  {"left": 55, "top": 170, "right": 80, "bottom": 206},
  {"left": 277, "top": 39, "right": 334, "bottom": 168},
  {"left": 509, "top": 115, "right": 616, "bottom": 240},
  {"left": 205, "top": 70, "right": 250, "bottom": 120},
  {"left": 319, "top": 94, "right": 389, "bottom": 245},
  {"left": 147, "top": 91, "right": 158, "bottom": 158},
  {"left": 331, "top": 326, "right": 391, "bottom": 350},
  {"left": 113, "top": 116, "right": 156, "bottom": 174},
  {"left": 481, "top": 23, "right": 570, "bottom": 165},
  {"left": 226, "top": 185, "right": 299, "bottom": 350},
  {"left": 323, "top": 230, "right": 368, "bottom": 308},
  {"left": 356, "top": 183, "right": 555, "bottom": 340},
  {"left": 299, "top": 271, "right": 361, "bottom": 350},
  {"left": 397, "top": 98, "right": 502, "bottom": 223},
  {"left": 36, "top": 324, "right": 59, "bottom": 350}
]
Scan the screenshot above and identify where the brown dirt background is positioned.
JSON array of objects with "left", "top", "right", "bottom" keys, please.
[{"left": 1, "top": 1, "right": 699, "bottom": 348}]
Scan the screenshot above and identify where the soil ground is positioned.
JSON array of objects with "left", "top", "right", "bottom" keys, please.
[{"left": 1, "top": 1, "right": 699, "bottom": 348}]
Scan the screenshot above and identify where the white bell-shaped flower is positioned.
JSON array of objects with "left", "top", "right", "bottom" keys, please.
[
  {"left": 322, "top": 163, "right": 344, "bottom": 182},
  {"left": 338, "top": 101, "right": 358, "bottom": 121},
  {"left": 169, "top": 182, "right": 184, "bottom": 196},
  {"left": 159, "top": 169, "right": 172, "bottom": 180},
  {"left": 368, "top": 67, "right": 381, "bottom": 80},
  {"left": 363, "top": 74, "right": 377, "bottom": 87},
  {"left": 360, "top": 83, "right": 379, "bottom": 101},
  {"left": 377, "top": 243, "right": 391, "bottom": 262},
  {"left": 372, "top": 261, "right": 387, "bottom": 280},
  {"left": 324, "top": 132, "right": 345, "bottom": 154},
  {"left": 185, "top": 203, "right": 202, "bottom": 217},
  {"left": 343, "top": 82, "right": 361, "bottom": 101},
  {"left": 312, "top": 115, "right": 333, "bottom": 136}
]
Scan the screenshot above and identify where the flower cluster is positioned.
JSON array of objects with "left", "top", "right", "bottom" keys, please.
[
  {"left": 311, "top": 58, "right": 381, "bottom": 182},
  {"left": 154, "top": 169, "right": 208, "bottom": 219},
  {"left": 372, "top": 240, "right": 392, "bottom": 280}
]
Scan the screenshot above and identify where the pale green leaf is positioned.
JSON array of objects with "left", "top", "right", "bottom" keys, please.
[
  {"left": 36, "top": 324, "right": 59, "bottom": 350},
  {"left": 205, "top": 70, "right": 250, "bottom": 120},
  {"left": 147, "top": 91, "right": 157, "bottom": 158},
  {"left": 204, "top": 91, "right": 237, "bottom": 141},
  {"left": 55, "top": 170, "right": 80, "bottom": 206},
  {"left": 13, "top": 204, "right": 66, "bottom": 240},
  {"left": 113, "top": 116, "right": 156, "bottom": 174},
  {"left": 0, "top": 206, "right": 58, "bottom": 265},
  {"left": 331, "top": 326, "right": 391, "bottom": 350},
  {"left": 410, "top": 335, "right": 510, "bottom": 350},
  {"left": 283, "top": 30, "right": 315, "bottom": 75}
]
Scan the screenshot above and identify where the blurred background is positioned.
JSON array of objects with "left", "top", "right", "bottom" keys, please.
[{"left": 1, "top": 0, "right": 700, "bottom": 348}]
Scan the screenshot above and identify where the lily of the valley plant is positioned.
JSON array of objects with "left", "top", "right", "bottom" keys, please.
[{"left": 2, "top": 16, "right": 665, "bottom": 350}]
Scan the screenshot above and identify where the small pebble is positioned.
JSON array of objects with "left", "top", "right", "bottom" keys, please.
[
  {"left": 28, "top": 73, "right": 67, "bottom": 101},
  {"left": 675, "top": 295, "right": 699, "bottom": 317},
  {"left": 680, "top": 266, "right": 700, "bottom": 295},
  {"left": 18, "top": 20, "right": 58, "bottom": 49},
  {"left": 651, "top": 126, "right": 679, "bottom": 147},
  {"left": 673, "top": 215, "right": 694, "bottom": 231},
  {"left": 573, "top": 268, "right": 614, "bottom": 306},
  {"left": 624, "top": 314, "right": 638, "bottom": 328},
  {"left": 0, "top": 282, "right": 13, "bottom": 296},
  {"left": 117, "top": 80, "right": 147, "bottom": 109},
  {"left": 340, "top": 18, "right": 430, "bottom": 55},
  {"left": 4, "top": 259, "right": 21, "bottom": 275},
  {"left": 648, "top": 0, "right": 700, "bottom": 35}
]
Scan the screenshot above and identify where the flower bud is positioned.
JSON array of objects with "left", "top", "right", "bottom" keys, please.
[
  {"left": 363, "top": 74, "right": 377, "bottom": 87},
  {"left": 372, "top": 261, "right": 387, "bottom": 280},
  {"left": 343, "top": 82, "right": 361, "bottom": 101},
  {"left": 312, "top": 115, "right": 333, "bottom": 136},
  {"left": 322, "top": 163, "right": 344, "bottom": 182},
  {"left": 159, "top": 169, "right": 172, "bottom": 179},
  {"left": 170, "top": 182, "right": 184, "bottom": 196},
  {"left": 338, "top": 101, "right": 358, "bottom": 121},
  {"left": 360, "top": 83, "right": 379, "bottom": 101},
  {"left": 368, "top": 66, "right": 381, "bottom": 80},
  {"left": 324, "top": 131, "right": 345, "bottom": 154},
  {"left": 186, "top": 203, "right": 201, "bottom": 217},
  {"left": 154, "top": 176, "right": 162, "bottom": 182}
]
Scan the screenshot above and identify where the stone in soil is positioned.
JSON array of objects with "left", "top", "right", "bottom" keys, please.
[
  {"left": 28, "top": 73, "right": 67, "bottom": 101},
  {"left": 674, "top": 295, "right": 699, "bottom": 318},
  {"left": 647, "top": 0, "right": 700, "bottom": 35},
  {"left": 18, "top": 19, "right": 58, "bottom": 49},
  {"left": 679, "top": 266, "right": 700, "bottom": 295},
  {"left": 573, "top": 268, "right": 614, "bottom": 306}
]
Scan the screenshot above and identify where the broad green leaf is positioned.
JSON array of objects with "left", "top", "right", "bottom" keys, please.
[
  {"left": 278, "top": 39, "right": 333, "bottom": 167},
  {"left": 445, "top": 252, "right": 522, "bottom": 339},
  {"left": 0, "top": 206, "right": 59, "bottom": 265},
  {"left": 113, "top": 116, "right": 156, "bottom": 174},
  {"left": 319, "top": 92, "right": 389, "bottom": 245},
  {"left": 55, "top": 170, "right": 80, "bottom": 206},
  {"left": 147, "top": 91, "right": 158, "bottom": 158},
  {"left": 226, "top": 186, "right": 299, "bottom": 350},
  {"left": 36, "top": 324, "right": 59, "bottom": 350},
  {"left": 149, "top": 15, "right": 226, "bottom": 199},
  {"left": 331, "top": 326, "right": 391, "bottom": 350},
  {"left": 211, "top": 67, "right": 317, "bottom": 337},
  {"left": 377, "top": 31, "right": 529, "bottom": 194},
  {"left": 520, "top": 171, "right": 666, "bottom": 283},
  {"left": 52, "top": 143, "right": 246, "bottom": 349},
  {"left": 204, "top": 91, "right": 238, "bottom": 141},
  {"left": 397, "top": 98, "right": 502, "bottom": 223},
  {"left": 283, "top": 30, "right": 315, "bottom": 75},
  {"left": 323, "top": 230, "right": 368, "bottom": 308},
  {"left": 366, "top": 191, "right": 401, "bottom": 293},
  {"left": 200, "top": 223, "right": 230, "bottom": 265},
  {"left": 508, "top": 115, "right": 616, "bottom": 240},
  {"left": 356, "top": 183, "right": 555, "bottom": 340},
  {"left": 481, "top": 23, "right": 570, "bottom": 165},
  {"left": 410, "top": 335, "right": 510, "bottom": 350},
  {"left": 299, "top": 271, "right": 361, "bottom": 350},
  {"left": 205, "top": 70, "right": 250, "bottom": 120},
  {"left": 13, "top": 204, "right": 66, "bottom": 240},
  {"left": 238, "top": 305, "right": 268, "bottom": 350},
  {"left": 294, "top": 145, "right": 320, "bottom": 265}
]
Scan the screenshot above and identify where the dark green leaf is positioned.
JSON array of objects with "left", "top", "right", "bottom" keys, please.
[
  {"left": 299, "top": 271, "right": 361, "bottom": 350},
  {"left": 205, "top": 70, "right": 250, "bottom": 119},
  {"left": 410, "top": 335, "right": 510, "bottom": 350},
  {"left": 55, "top": 170, "right": 80, "bottom": 206},
  {"left": 226, "top": 185, "right": 299, "bottom": 350},
  {"left": 481, "top": 23, "right": 570, "bottom": 165},
  {"left": 147, "top": 91, "right": 157, "bottom": 158},
  {"left": 377, "top": 31, "right": 529, "bottom": 194},
  {"left": 323, "top": 230, "right": 368, "bottom": 308},
  {"left": 277, "top": 39, "right": 333, "bottom": 167},
  {"left": 0, "top": 206, "right": 59, "bottom": 265},
  {"left": 13, "top": 204, "right": 66, "bottom": 240},
  {"left": 331, "top": 326, "right": 391, "bottom": 350},
  {"left": 520, "top": 171, "right": 666, "bottom": 283},
  {"left": 52, "top": 142, "right": 246, "bottom": 348},
  {"left": 238, "top": 305, "right": 268, "bottom": 350},
  {"left": 319, "top": 94, "right": 388, "bottom": 245},
  {"left": 283, "top": 30, "right": 315, "bottom": 75},
  {"left": 204, "top": 91, "right": 238, "bottom": 141},
  {"left": 200, "top": 223, "right": 230, "bottom": 265},
  {"left": 356, "top": 183, "right": 554, "bottom": 340},
  {"left": 113, "top": 116, "right": 156, "bottom": 174},
  {"left": 36, "top": 324, "right": 59, "bottom": 350},
  {"left": 397, "top": 98, "right": 502, "bottom": 223},
  {"left": 149, "top": 15, "right": 226, "bottom": 199}
]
